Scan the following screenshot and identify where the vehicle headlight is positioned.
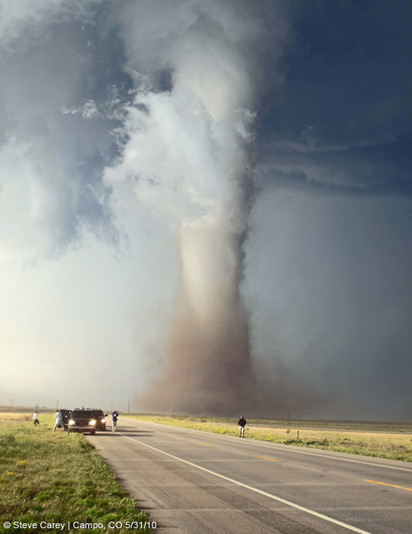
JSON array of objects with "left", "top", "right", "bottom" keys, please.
[
  {"left": 90, "top": 419, "right": 96, "bottom": 426},
  {"left": 69, "top": 420, "right": 75, "bottom": 425},
  {"left": 101, "top": 418, "right": 106, "bottom": 423}
]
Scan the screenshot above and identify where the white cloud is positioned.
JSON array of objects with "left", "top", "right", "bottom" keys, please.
[{"left": 0, "top": 0, "right": 102, "bottom": 45}]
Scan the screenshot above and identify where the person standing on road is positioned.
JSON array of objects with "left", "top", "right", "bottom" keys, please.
[
  {"left": 112, "top": 411, "right": 119, "bottom": 433},
  {"left": 53, "top": 409, "right": 64, "bottom": 432},
  {"left": 238, "top": 415, "right": 247, "bottom": 438},
  {"left": 33, "top": 411, "right": 40, "bottom": 426}
]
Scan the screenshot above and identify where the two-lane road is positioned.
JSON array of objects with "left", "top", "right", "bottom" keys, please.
[{"left": 87, "top": 419, "right": 412, "bottom": 533}]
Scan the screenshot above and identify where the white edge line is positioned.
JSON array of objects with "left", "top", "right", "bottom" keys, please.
[
  {"left": 120, "top": 432, "right": 371, "bottom": 534},
  {"left": 123, "top": 420, "right": 412, "bottom": 473}
]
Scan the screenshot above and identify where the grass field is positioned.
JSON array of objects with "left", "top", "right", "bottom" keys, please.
[
  {"left": 130, "top": 414, "right": 412, "bottom": 463},
  {"left": 0, "top": 413, "right": 152, "bottom": 534}
]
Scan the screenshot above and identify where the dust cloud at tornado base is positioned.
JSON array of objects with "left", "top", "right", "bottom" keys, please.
[{"left": 135, "top": 218, "right": 327, "bottom": 417}]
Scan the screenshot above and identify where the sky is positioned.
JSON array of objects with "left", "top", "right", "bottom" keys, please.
[{"left": 0, "top": 0, "right": 411, "bottom": 420}]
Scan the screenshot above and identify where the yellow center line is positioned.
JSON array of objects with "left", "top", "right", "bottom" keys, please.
[
  {"left": 200, "top": 442, "right": 213, "bottom": 447},
  {"left": 365, "top": 479, "right": 412, "bottom": 492},
  {"left": 171, "top": 436, "right": 180, "bottom": 440},
  {"left": 254, "top": 454, "right": 279, "bottom": 462}
]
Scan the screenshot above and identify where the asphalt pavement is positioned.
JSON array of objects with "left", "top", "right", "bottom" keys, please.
[{"left": 87, "top": 419, "right": 412, "bottom": 534}]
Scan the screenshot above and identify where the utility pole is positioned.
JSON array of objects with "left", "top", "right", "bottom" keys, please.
[{"left": 128, "top": 401, "right": 130, "bottom": 415}]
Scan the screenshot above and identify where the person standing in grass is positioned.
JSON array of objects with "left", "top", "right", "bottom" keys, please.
[
  {"left": 238, "top": 415, "right": 247, "bottom": 438},
  {"left": 53, "top": 409, "right": 64, "bottom": 432},
  {"left": 112, "top": 411, "right": 119, "bottom": 433},
  {"left": 33, "top": 411, "right": 40, "bottom": 426}
]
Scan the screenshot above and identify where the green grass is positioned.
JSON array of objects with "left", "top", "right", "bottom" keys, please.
[
  {"left": 129, "top": 414, "right": 412, "bottom": 463},
  {"left": 0, "top": 414, "right": 152, "bottom": 534}
]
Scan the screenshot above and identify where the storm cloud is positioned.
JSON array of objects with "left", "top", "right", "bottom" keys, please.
[{"left": 0, "top": 0, "right": 411, "bottom": 420}]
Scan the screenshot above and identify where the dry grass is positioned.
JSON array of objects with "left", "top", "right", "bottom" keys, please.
[{"left": 0, "top": 413, "right": 31, "bottom": 427}]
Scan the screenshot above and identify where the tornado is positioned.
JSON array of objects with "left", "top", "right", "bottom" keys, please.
[
  {"left": 105, "top": 0, "right": 286, "bottom": 415},
  {"left": 149, "top": 212, "right": 254, "bottom": 414}
]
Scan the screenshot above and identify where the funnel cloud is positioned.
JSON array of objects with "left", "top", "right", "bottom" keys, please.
[{"left": 104, "top": 0, "right": 284, "bottom": 414}]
